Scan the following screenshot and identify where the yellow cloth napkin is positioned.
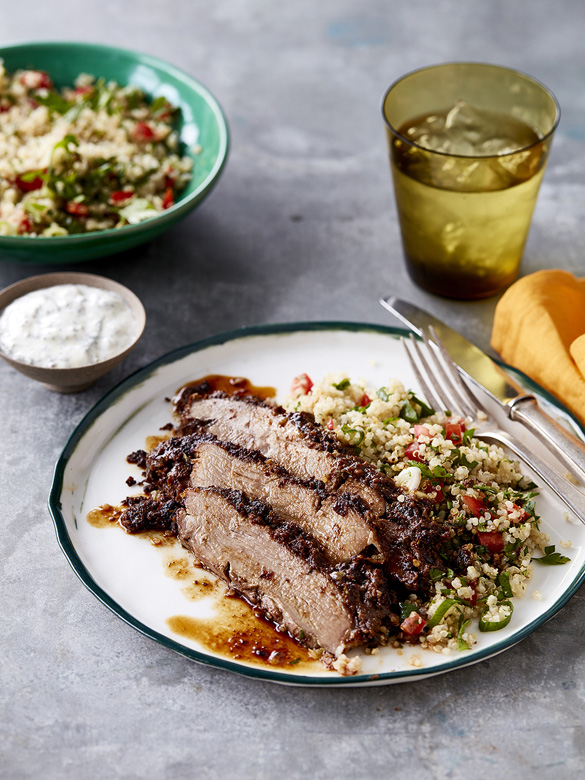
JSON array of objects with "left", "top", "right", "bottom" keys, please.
[{"left": 491, "top": 270, "right": 585, "bottom": 425}]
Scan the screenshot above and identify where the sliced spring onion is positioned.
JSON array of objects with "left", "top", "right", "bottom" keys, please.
[
  {"left": 52, "top": 133, "right": 79, "bottom": 154},
  {"left": 382, "top": 416, "right": 399, "bottom": 425},
  {"left": 340, "top": 425, "right": 364, "bottom": 447},
  {"left": 457, "top": 617, "right": 472, "bottom": 651},
  {"left": 405, "top": 460, "right": 448, "bottom": 480},
  {"left": 426, "top": 598, "right": 457, "bottom": 628},
  {"left": 479, "top": 600, "right": 513, "bottom": 632},
  {"left": 497, "top": 571, "right": 513, "bottom": 599},
  {"left": 118, "top": 197, "right": 157, "bottom": 225},
  {"left": 332, "top": 379, "right": 350, "bottom": 390}
]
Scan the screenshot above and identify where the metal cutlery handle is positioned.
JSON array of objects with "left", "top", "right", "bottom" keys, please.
[
  {"left": 381, "top": 295, "right": 585, "bottom": 485},
  {"left": 509, "top": 396, "right": 585, "bottom": 485},
  {"left": 481, "top": 431, "right": 585, "bottom": 526}
]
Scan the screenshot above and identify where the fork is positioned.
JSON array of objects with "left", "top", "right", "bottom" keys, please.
[{"left": 403, "top": 328, "right": 585, "bottom": 527}]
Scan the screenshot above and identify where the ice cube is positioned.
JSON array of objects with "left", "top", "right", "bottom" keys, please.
[
  {"left": 435, "top": 100, "right": 539, "bottom": 157},
  {"left": 480, "top": 137, "right": 521, "bottom": 155},
  {"left": 496, "top": 146, "right": 543, "bottom": 182},
  {"left": 441, "top": 100, "right": 507, "bottom": 155},
  {"left": 444, "top": 99, "right": 486, "bottom": 131}
]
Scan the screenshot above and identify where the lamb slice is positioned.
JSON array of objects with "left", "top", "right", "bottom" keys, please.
[
  {"left": 176, "top": 392, "right": 348, "bottom": 484},
  {"left": 324, "top": 456, "right": 451, "bottom": 596},
  {"left": 189, "top": 437, "right": 379, "bottom": 564},
  {"left": 178, "top": 392, "right": 401, "bottom": 516},
  {"left": 380, "top": 496, "right": 453, "bottom": 595},
  {"left": 178, "top": 487, "right": 359, "bottom": 655},
  {"left": 141, "top": 429, "right": 449, "bottom": 599},
  {"left": 176, "top": 391, "right": 450, "bottom": 593}
]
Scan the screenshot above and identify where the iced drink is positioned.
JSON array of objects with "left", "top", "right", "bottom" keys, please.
[{"left": 382, "top": 64, "right": 559, "bottom": 299}]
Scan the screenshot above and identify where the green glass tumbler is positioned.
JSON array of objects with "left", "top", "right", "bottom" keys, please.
[{"left": 381, "top": 63, "right": 560, "bottom": 299}]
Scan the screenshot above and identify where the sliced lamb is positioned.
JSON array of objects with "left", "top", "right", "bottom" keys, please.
[
  {"left": 175, "top": 391, "right": 450, "bottom": 594},
  {"left": 178, "top": 486, "right": 391, "bottom": 655},
  {"left": 188, "top": 436, "right": 379, "bottom": 564},
  {"left": 175, "top": 391, "right": 348, "bottom": 484},
  {"left": 176, "top": 391, "right": 397, "bottom": 523}
]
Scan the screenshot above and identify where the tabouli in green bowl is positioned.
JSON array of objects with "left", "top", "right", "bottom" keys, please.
[
  {"left": 0, "top": 65, "right": 193, "bottom": 236},
  {"left": 0, "top": 42, "right": 229, "bottom": 264}
]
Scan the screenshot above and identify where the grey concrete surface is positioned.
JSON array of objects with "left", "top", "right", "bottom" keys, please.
[{"left": 1, "top": 2, "right": 584, "bottom": 778}]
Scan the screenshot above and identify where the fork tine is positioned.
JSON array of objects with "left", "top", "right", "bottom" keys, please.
[
  {"left": 403, "top": 331, "right": 484, "bottom": 421},
  {"left": 416, "top": 329, "right": 470, "bottom": 418},
  {"left": 403, "top": 335, "right": 446, "bottom": 412},
  {"left": 426, "top": 325, "right": 484, "bottom": 419}
]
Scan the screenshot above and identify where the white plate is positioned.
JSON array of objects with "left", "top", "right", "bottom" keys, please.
[{"left": 49, "top": 323, "right": 585, "bottom": 686}]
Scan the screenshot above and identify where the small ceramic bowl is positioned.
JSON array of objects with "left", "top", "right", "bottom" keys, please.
[
  {"left": 0, "top": 272, "right": 146, "bottom": 392},
  {"left": 0, "top": 41, "right": 229, "bottom": 264}
]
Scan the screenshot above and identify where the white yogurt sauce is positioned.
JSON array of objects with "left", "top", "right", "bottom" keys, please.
[{"left": 0, "top": 283, "right": 137, "bottom": 368}]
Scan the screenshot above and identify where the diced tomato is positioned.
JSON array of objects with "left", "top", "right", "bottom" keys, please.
[
  {"left": 400, "top": 612, "right": 427, "bottom": 636},
  {"left": 66, "top": 201, "right": 89, "bottom": 217},
  {"left": 507, "top": 503, "right": 529, "bottom": 523},
  {"left": 461, "top": 495, "right": 486, "bottom": 517},
  {"left": 359, "top": 392, "right": 372, "bottom": 407},
  {"left": 132, "top": 121, "right": 156, "bottom": 142},
  {"left": 414, "top": 424, "right": 433, "bottom": 440},
  {"left": 162, "top": 186, "right": 174, "bottom": 210},
  {"left": 290, "top": 373, "right": 313, "bottom": 396},
  {"left": 477, "top": 530, "right": 505, "bottom": 554},
  {"left": 327, "top": 417, "right": 335, "bottom": 431},
  {"left": 18, "top": 216, "right": 32, "bottom": 234},
  {"left": 165, "top": 166, "right": 175, "bottom": 187},
  {"left": 467, "top": 583, "right": 479, "bottom": 606},
  {"left": 17, "top": 216, "right": 32, "bottom": 235},
  {"left": 14, "top": 174, "right": 44, "bottom": 192},
  {"left": 422, "top": 481, "right": 444, "bottom": 503},
  {"left": 445, "top": 421, "right": 464, "bottom": 443},
  {"left": 428, "top": 485, "right": 445, "bottom": 504},
  {"left": 19, "top": 70, "right": 52, "bottom": 90},
  {"left": 404, "top": 441, "right": 425, "bottom": 462},
  {"left": 73, "top": 85, "right": 94, "bottom": 97},
  {"left": 109, "top": 190, "right": 134, "bottom": 205}
]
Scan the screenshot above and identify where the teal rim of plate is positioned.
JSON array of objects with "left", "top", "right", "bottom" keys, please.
[
  {"left": 47, "top": 321, "right": 585, "bottom": 686},
  {"left": 0, "top": 40, "right": 229, "bottom": 245}
]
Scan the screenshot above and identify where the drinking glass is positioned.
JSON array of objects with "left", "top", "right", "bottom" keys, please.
[{"left": 381, "top": 63, "right": 560, "bottom": 299}]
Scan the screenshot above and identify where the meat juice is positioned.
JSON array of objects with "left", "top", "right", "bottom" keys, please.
[{"left": 389, "top": 104, "right": 551, "bottom": 299}]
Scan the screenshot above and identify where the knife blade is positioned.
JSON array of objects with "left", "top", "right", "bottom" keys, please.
[{"left": 380, "top": 295, "right": 585, "bottom": 484}]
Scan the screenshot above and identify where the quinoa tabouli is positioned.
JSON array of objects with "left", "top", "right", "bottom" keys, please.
[
  {"left": 0, "top": 64, "right": 193, "bottom": 236},
  {"left": 110, "top": 372, "right": 570, "bottom": 675}
]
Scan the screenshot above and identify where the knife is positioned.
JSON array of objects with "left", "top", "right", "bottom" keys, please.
[{"left": 380, "top": 295, "right": 585, "bottom": 484}]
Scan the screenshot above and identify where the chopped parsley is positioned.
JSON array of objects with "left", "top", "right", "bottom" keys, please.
[
  {"left": 533, "top": 545, "right": 570, "bottom": 565},
  {"left": 332, "top": 378, "right": 350, "bottom": 390},
  {"left": 341, "top": 425, "right": 364, "bottom": 447}
]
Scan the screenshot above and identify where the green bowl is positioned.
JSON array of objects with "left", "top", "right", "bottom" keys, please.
[{"left": 0, "top": 41, "right": 229, "bottom": 264}]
